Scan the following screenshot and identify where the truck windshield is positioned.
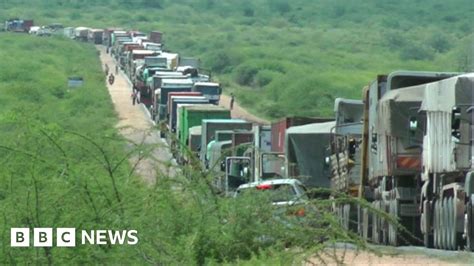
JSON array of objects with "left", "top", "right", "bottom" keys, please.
[
  {"left": 261, "top": 154, "right": 286, "bottom": 178},
  {"left": 237, "top": 184, "right": 306, "bottom": 203},
  {"left": 195, "top": 86, "right": 221, "bottom": 95}
]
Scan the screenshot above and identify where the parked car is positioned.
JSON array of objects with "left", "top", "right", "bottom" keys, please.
[{"left": 234, "top": 178, "right": 309, "bottom": 209}]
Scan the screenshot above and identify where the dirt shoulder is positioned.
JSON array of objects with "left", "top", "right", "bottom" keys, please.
[
  {"left": 97, "top": 46, "right": 177, "bottom": 184},
  {"left": 219, "top": 93, "right": 269, "bottom": 125},
  {"left": 312, "top": 244, "right": 473, "bottom": 265}
]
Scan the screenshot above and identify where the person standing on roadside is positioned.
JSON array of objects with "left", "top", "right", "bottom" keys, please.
[
  {"left": 230, "top": 93, "right": 235, "bottom": 110},
  {"left": 115, "top": 65, "right": 119, "bottom": 75},
  {"left": 131, "top": 90, "right": 138, "bottom": 105}
]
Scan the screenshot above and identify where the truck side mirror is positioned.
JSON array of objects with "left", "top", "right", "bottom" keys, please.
[
  {"left": 409, "top": 117, "right": 418, "bottom": 133},
  {"left": 325, "top": 156, "right": 330, "bottom": 166},
  {"left": 452, "top": 107, "right": 461, "bottom": 139},
  {"left": 242, "top": 167, "right": 249, "bottom": 177}
]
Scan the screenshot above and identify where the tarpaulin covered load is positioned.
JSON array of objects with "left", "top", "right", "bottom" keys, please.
[
  {"left": 377, "top": 84, "right": 426, "bottom": 137},
  {"left": 376, "top": 83, "right": 426, "bottom": 176},
  {"left": 285, "top": 121, "right": 336, "bottom": 188},
  {"left": 420, "top": 73, "right": 474, "bottom": 174}
]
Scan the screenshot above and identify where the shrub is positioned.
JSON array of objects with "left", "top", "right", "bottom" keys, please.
[
  {"left": 400, "top": 42, "right": 435, "bottom": 61},
  {"left": 234, "top": 64, "right": 258, "bottom": 86}
]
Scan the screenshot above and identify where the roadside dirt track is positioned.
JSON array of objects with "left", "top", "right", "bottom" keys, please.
[
  {"left": 219, "top": 94, "right": 269, "bottom": 125},
  {"left": 97, "top": 46, "right": 176, "bottom": 184},
  {"left": 313, "top": 244, "right": 473, "bottom": 265}
]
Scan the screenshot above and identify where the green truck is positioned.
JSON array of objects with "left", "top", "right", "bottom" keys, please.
[
  {"left": 177, "top": 105, "right": 231, "bottom": 163},
  {"left": 200, "top": 119, "right": 253, "bottom": 168}
]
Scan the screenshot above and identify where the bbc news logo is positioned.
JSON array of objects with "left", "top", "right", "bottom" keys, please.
[{"left": 11, "top": 228, "right": 138, "bottom": 247}]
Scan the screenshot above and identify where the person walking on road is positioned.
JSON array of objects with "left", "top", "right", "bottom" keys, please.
[
  {"left": 230, "top": 93, "right": 235, "bottom": 110},
  {"left": 105, "top": 64, "right": 109, "bottom": 76},
  {"left": 131, "top": 90, "right": 138, "bottom": 105},
  {"left": 115, "top": 65, "right": 119, "bottom": 75}
]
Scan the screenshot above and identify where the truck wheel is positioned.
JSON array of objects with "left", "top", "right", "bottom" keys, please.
[
  {"left": 448, "top": 197, "right": 455, "bottom": 250},
  {"left": 467, "top": 195, "right": 474, "bottom": 251},
  {"left": 388, "top": 200, "right": 398, "bottom": 246},
  {"left": 343, "top": 204, "right": 350, "bottom": 231},
  {"left": 441, "top": 197, "right": 448, "bottom": 250},
  {"left": 372, "top": 201, "right": 380, "bottom": 244},
  {"left": 434, "top": 200, "right": 439, "bottom": 249},
  {"left": 423, "top": 200, "right": 433, "bottom": 248}
]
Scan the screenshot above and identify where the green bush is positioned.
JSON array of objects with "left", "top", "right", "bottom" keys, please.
[{"left": 234, "top": 64, "right": 259, "bottom": 86}]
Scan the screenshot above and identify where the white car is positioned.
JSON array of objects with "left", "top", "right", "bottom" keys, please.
[{"left": 234, "top": 179, "right": 309, "bottom": 207}]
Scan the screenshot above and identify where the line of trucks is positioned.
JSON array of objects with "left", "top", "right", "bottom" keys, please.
[{"left": 17, "top": 23, "right": 474, "bottom": 252}]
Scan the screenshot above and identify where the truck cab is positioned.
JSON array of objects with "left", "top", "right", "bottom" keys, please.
[{"left": 192, "top": 82, "right": 222, "bottom": 105}]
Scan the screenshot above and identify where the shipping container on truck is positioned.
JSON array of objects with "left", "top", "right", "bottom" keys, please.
[
  {"left": 159, "top": 52, "right": 179, "bottom": 70},
  {"left": 167, "top": 92, "right": 202, "bottom": 116},
  {"left": 155, "top": 78, "right": 194, "bottom": 124},
  {"left": 88, "top": 29, "right": 104, "bottom": 44},
  {"left": 134, "top": 57, "right": 168, "bottom": 89},
  {"left": 178, "top": 105, "right": 231, "bottom": 160},
  {"left": 149, "top": 31, "right": 163, "bottom": 44},
  {"left": 63, "top": 27, "right": 75, "bottom": 39},
  {"left": 103, "top": 28, "right": 123, "bottom": 47},
  {"left": 150, "top": 72, "right": 187, "bottom": 119},
  {"left": 74, "top": 27, "right": 90, "bottom": 41},
  {"left": 127, "top": 50, "right": 158, "bottom": 85},
  {"left": 168, "top": 96, "right": 209, "bottom": 133},
  {"left": 142, "top": 42, "right": 162, "bottom": 51},
  {"left": 201, "top": 119, "right": 253, "bottom": 167},
  {"left": 175, "top": 103, "right": 211, "bottom": 148},
  {"left": 271, "top": 117, "right": 334, "bottom": 153},
  {"left": 5, "top": 19, "right": 34, "bottom": 32}
]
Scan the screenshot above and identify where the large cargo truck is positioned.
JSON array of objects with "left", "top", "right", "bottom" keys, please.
[
  {"left": 192, "top": 82, "right": 222, "bottom": 105},
  {"left": 328, "top": 98, "right": 364, "bottom": 231},
  {"left": 149, "top": 31, "right": 163, "bottom": 44},
  {"left": 416, "top": 74, "right": 474, "bottom": 250},
  {"left": 200, "top": 119, "right": 253, "bottom": 167},
  {"left": 168, "top": 96, "right": 209, "bottom": 133},
  {"left": 88, "top": 29, "right": 104, "bottom": 44},
  {"left": 155, "top": 78, "right": 194, "bottom": 123},
  {"left": 5, "top": 18, "right": 33, "bottom": 32},
  {"left": 358, "top": 71, "right": 460, "bottom": 246},
  {"left": 134, "top": 56, "right": 168, "bottom": 95},
  {"left": 177, "top": 106, "right": 231, "bottom": 163}
]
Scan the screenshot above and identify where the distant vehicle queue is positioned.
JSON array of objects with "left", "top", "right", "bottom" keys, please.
[{"left": 6, "top": 18, "right": 474, "bottom": 252}]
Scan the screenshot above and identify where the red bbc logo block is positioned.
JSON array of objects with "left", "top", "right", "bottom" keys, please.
[{"left": 11, "top": 228, "right": 76, "bottom": 247}]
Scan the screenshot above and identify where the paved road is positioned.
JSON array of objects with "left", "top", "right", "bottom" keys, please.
[{"left": 97, "top": 46, "right": 177, "bottom": 184}]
